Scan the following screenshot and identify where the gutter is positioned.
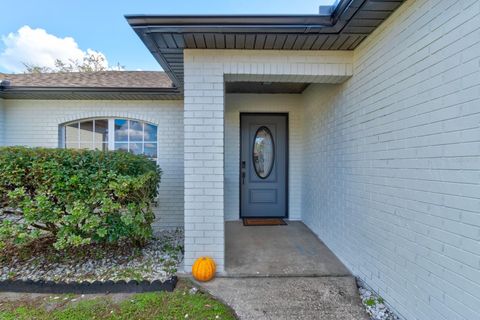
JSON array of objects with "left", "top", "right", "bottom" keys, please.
[
  {"left": 125, "top": 0, "right": 361, "bottom": 34},
  {"left": 0, "top": 85, "right": 183, "bottom": 100},
  {"left": 127, "top": 16, "right": 336, "bottom": 34},
  {"left": 125, "top": 15, "right": 334, "bottom": 28},
  {"left": 1, "top": 86, "right": 180, "bottom": 94}
]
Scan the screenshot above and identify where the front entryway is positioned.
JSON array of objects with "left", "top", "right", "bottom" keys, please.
[{"left": 240, "top": 113, "right": 288, "bottom": 218}]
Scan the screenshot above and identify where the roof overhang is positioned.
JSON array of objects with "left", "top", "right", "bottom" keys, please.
[
  {"left": 126, "top": 0, "right": 405, "bottom": 88},
  {"left": 0, "top": 86, "right": 182, "bottom": 100}
]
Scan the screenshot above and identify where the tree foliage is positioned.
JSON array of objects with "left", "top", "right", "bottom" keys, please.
[
  {"left": 0, "top": 147, "right": 161, "bottom": 249},
  {"left": 23, "top": 52, "right": 124, "bottom": 73}
]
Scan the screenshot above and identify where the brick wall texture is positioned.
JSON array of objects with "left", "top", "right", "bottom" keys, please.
[
  {"left": 0, "top": 99, "right": 184, "bottom": 230},
  {"left": 302, "top": 1, "right": 480, "bottom": 319}
]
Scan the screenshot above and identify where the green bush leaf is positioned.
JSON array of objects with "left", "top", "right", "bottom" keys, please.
[{"left": 0, "top": 146, "right": 161, "bottom": 249}]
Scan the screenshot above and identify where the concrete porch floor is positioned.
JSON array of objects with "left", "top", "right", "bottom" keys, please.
[
  {"left": 196, "top": 221, "right": 368, "bottom": 319},
  {"left": 225, "top": 221, "right": 351, "bottom": 276}
]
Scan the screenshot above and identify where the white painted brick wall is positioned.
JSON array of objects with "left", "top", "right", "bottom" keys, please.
[
  {"left": 1, "top": 99, "right": 184, "bottom": 230},
  {"left": 302, "top": 1, "right": 480, "bottom": 319},
  {"left": 183, "top": 49, "right": 353, "bottom": 273},
  {"left": 183, "top": 59, "right": 225, "bottom": 272},
  {"left": 224, "top": 94, "right": 303, "bottom": 221}
]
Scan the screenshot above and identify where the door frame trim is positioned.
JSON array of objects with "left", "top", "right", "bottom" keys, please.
[{"left": 239, "top": 112, "right": 289, "bottom": 219}]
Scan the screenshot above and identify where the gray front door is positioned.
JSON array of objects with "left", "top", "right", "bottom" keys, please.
[{"left": 240, "top": 114, "right": 287, "bottom": 218}]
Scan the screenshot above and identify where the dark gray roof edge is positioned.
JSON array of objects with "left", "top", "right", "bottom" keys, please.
[
  {"left": 125, "top": 14, "right": 334, "bottom": 27},
  {"left": 124, "top": 0, "right": 357, "bottom": 29},
  {"left": 132, "top": 29, "right": 183, "bottom": 88},
  {"left": 0, "top": 86, "right": 179, "bottom": 93},
  {"left": 124, "top": 0, "right": 372, "bottom": 88},
  {"left": 0, "top": 86, "right": 182, "bottom": 100},
  {"left": 0, "top": 94, "right": 183, "bottom": 101}
]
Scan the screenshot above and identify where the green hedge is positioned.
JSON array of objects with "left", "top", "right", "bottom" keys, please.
[{"left": 0, "top": 147, "right": 161, "bottom": 249}]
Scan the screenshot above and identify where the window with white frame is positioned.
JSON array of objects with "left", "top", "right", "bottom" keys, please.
[{"left": 63, "top": 118, "right": 158, "bottom": 159}]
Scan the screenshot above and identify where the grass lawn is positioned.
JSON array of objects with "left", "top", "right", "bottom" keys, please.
[{"left": 0, "top": 280, "right": 236, "bottom": 320}]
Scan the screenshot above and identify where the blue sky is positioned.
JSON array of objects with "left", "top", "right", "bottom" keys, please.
[{"left": 0, "top": 0, "right": 335, "bottom": 73}]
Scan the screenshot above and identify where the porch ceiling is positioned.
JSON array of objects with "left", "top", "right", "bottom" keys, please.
[
  {"left": 225, "top": 82, "right": 310, "bottom": 94},
  {"left": 126, "top": 0, "right": 405, "bottom": 88},
  {"left": 224, "top": 73, "right": 352, "bottom": 84}
]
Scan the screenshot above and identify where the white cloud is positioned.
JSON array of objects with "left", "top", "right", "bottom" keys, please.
[{"left": 0, "top": 26, "right": 114, "bottom": 73}]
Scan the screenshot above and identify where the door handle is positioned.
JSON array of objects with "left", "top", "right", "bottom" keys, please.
[{"left": 241, "top": 161, "right": 246, "bottom": 185}]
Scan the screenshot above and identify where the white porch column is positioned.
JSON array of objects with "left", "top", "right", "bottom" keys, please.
[{"left": 183, "top": 52, "right": 225, "bottom": 272}]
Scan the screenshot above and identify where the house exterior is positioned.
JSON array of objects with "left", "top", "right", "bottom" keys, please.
[{"left": 1, "top": 0, "right": 480, "bottom": 319}]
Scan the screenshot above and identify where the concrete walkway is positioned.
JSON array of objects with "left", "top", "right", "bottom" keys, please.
[
  {"left": 198, "top": 276, "right": 369, "bottom": 320},
  {"left": 196, "top": 221, "right": 369, "bottom": 319}
]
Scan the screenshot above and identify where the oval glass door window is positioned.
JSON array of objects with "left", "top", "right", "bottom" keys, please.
[{"left": 253, "top": 126, "right": 275, "bottom": 179}]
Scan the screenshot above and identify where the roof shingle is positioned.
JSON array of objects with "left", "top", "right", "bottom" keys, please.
[{"left": 0, "top": 71, "right": 174, "bottom": 89}]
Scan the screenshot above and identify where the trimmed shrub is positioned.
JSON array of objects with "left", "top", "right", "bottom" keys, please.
[{"left": 0, "top": 147, "right": 161, "bottom": 249}]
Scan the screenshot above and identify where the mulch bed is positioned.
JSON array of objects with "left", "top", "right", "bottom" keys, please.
[{"left": 0, "top": 229, "right": 184, "bottom": 288}]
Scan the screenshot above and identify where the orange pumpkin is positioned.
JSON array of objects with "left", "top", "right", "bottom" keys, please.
[{"left": 192, "top": 256, "right": 216, "bottom": 282}]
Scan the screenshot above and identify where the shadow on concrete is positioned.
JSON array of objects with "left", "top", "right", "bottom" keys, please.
[{"left": 225, "top": 221, "right": 351, "bottom": 277}]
